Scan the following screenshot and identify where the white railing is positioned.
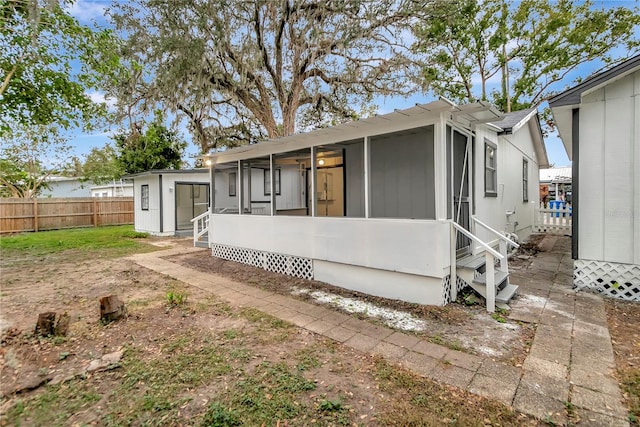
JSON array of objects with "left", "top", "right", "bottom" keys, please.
[
  {"left": 451, "top": 221, "right": 504, "bottom": 313},
  {"left": 472, "top": 216, "right": 520, "bottom": 273},
  {"left": 190, "top": 211, "right": 210, "bottom": 246},
  {"left": 535, "top": 204, "right": 572, "bottom": 234}
]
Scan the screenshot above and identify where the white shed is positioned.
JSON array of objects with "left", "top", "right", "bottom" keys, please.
[
  {"left": 198, "top": 100, "right": 548, "bottom": 311},
  {"left": 125, "top": 169, "right": 210, "bottom": 236},
  {"left": 550, "top": 55, "right": 640, "bottom": 300}
]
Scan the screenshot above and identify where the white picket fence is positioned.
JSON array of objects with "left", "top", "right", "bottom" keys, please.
[{"left": 534, "top": 204, "right": 572, "bottom": 234}]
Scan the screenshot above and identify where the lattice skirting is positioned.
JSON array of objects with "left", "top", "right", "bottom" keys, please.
[
  {"left": 442, "top": 274, "right": 471, "bottom": 305},
  {"left": 211, "top": 244, "right": 313, "bottom": 280},
  {"left": 574, "top": 259, "right": 640, "bottom": 301}
]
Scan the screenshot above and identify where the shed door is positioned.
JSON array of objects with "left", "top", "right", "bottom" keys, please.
[{"left": 175, "top": 183, "right": 210, "bottom": 230}]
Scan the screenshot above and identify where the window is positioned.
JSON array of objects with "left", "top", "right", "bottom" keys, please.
[
  {"left": 522, "top": 159, "right": 529, "bottom": 202},
  {"left": 264, "top": 169, "right": 281, "bottom": 196},
  {"left": 484, "top": 141, "right": 497, "bottom": 197},
  {"left": 229, "top": 172, "right": 237, "bottom": 196},
  {"left": 141, "top": 185, "right": 149, "bottom": 210}
]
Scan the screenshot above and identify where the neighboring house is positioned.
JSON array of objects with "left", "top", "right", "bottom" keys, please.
[
  {"left": 199, "top": 99, "right": 548, "bottom": 311},
  {"left": 539, "top": 166, "right": 572, "bottom": 204},
  {"left": 549, "top": 55, "right": 640, "bottom": 300},
  {"left": 90, "top": 180, "right": 134, "bottom": 198},
  {"left": 125, "top": 169, "right": 210, "bottom": 236},
  {"left": 39, "top": 176, "right": 92, "bottom": 198}
]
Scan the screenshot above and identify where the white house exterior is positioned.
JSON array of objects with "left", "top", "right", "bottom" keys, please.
[
  {"left": 549, "top": 55, "right": 640, "bottom": 300},
  {"left": 90, "top": 180, "right": 134, "bottom": 198},
  {"left": 126, "top": 170, "right": 210, "bottom": 236},
  {"left": 40, "top": 177, "right": 92, "bottom": 198},
  {"left": 200, "top": 100, "right": 548, "bottom": 310}
]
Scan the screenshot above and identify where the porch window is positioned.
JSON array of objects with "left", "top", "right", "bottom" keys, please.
[
  {"left": 522, "top": 159, "right": 529, "bottom": 202},
  {"left": 141, "top": 185, "right": 149, "bottom": 210},
  {"left": 484, "top": 140, "right": 497, "bottom": 197},
  {"left": 229, "top": 172, "right": 237, "bottom": 196},
  {"left": 264, "top": 169, "right": 281, "bottom": 196}
]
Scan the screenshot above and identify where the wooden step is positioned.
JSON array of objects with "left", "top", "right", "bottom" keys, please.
[
  {"left": 456, "top": 254, "right": 486, "bottom": 270},
  {"left": 473, "top": 270, "right": 509, "bottom": 288},
  {"left": 496, "top": 284, "right": 519, "bottom": 304},
  {"left": 194, "top": 240, "right": 209, "bottom": 248}
]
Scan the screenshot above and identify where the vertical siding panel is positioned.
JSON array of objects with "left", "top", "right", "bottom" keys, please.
[
  {"left": 579, "top": 90, "right": 605, "bottom": 261},
  {"left": 603, "top": 76, "right": 634, "bottom": 263}
]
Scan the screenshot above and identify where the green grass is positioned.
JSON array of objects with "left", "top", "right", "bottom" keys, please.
[
  {"left": 619, "top": 368, "right": 640, "bottom": 425},
  {"left": 0, "top": 225, "right": 154, "bottom": 260}
]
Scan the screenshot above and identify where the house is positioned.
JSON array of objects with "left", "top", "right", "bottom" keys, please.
[
  {"left": 198, "top": 99, "right": 548, "bottom": 312},
  {"left": 125, "top": 169, "right": 210, "bottom": 236},
  {"left": 90, "top": 180, "right": 134, "bottom": 198},
  {"left": 539, "top": 166, "right": 572, "bottom": 205},
  {"left": 39, "top": 176, "right": 92, "bottom": 198},
  {"left": 549, "top": 55, "right": 640, "bottom": 300}
]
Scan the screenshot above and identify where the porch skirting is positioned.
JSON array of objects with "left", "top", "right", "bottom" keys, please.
[
  {"left": 574, "top": 259, "right": 640, "bottom": 301},
  {"left": 211, "top": 243, "right": 448, "bottom": 306},
  {"left": 211, "top": 244, "right": 313, "bottom": 280}
]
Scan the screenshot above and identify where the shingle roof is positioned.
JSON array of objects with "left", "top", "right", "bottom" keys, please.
[{"left": 488, "top": 107, "right": 537, "bottom": 134}]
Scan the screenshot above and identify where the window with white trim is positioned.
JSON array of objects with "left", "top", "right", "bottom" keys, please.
[
  {"left": 522, "top": 159, "right": 529, "bottom": 202},
  {"left": 484, "top": 141, "right": 497, "bottom": 197}
]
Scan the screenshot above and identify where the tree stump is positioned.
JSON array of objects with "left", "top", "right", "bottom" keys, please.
[
  {"left": 100, "top": 295, "right": 126, "bottom": 323},
  {"left": 35, "top": 312, "right": 57, "bottom": 336},
  {"left": 54, "top": 312, "right": 70, "bottom": 336}
]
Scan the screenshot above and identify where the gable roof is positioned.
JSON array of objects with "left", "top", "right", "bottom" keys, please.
[
  {"left": 488, "top": 107, "right": 537, "bottom": 134},
  {"left": 549, "top": 55, "right": 640, "bottom": 108}
]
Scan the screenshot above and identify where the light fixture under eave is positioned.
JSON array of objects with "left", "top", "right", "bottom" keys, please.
[
  {"left": 205, "top": 159, "right": 212, "bottom": 166},
  {"left": 318, "top": 159, "right": 325, "bottom": 166}
]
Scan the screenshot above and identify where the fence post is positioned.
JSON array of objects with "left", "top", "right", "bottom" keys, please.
[
  {"left": 33, "top": 198, "right": 39, "bottom": 232},
  {"left": 93, "top": 198, "right": 98, "bottom": 227}
]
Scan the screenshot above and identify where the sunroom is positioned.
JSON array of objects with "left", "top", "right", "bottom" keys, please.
[{"left": 198, "top": 99, "right": 543, "bottom": 311}]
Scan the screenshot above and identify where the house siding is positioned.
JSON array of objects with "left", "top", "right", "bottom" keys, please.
[{"left": 579, "top": 69, "right": 640, "bottom": 265}]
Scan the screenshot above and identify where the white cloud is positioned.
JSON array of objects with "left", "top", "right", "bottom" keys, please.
[
  {"left": 66, "top": 0, "right": 107, "bottom": 23},
  {"left": 86, "top": 90, "right": 117, "bottom": 108}
]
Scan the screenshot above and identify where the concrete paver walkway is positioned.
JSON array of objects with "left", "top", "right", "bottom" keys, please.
[{"left": 129, "top": 236, "right": 629, "bottom": 426}]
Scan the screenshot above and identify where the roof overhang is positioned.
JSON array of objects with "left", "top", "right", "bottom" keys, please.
[
  {"left": 123, "top": 168, "right": 209, "bottom": 179},
  {"left": 205, "top": 98, "right": 505, "bottom": 165}
]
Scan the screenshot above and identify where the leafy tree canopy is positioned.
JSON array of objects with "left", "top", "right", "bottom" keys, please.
[
  {"left": 106, "top": 0, "right": 453, "bottom": 153},
  {"left": 0, "top": 0, "right": 117, "bottom": 134},
  {"left": 114, "top": 112, "right": 186, "bottom": 175},
  {"left": 414, "top": 0, "right": 640, "bottom": 112},
  {"left": 0, "top": 125, "right": 71, "bottom": 198}
]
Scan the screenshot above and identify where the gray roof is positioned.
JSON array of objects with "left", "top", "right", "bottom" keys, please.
[
  {"left": 488, "top": 107, "right": 537, "bottom": 134},
  {"left": 549, "top": 55, "right": 640, "bottom": 107}
]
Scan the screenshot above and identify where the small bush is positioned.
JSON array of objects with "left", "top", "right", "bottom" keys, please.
[{"left": 166, "top": 292, "right": 187, "bottom": 306}]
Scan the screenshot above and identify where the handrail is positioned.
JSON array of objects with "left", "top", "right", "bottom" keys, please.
[
  {"left": 452, "top": 222, "right": 503, "bottom": 260},
  {"left": 472, "top": 216, "right": 520, "bottom": 249},
  {"left": 190, "top": 210, "right": 209, "bottom": 223}
]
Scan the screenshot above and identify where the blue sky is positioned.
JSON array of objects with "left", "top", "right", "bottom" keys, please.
[{"left": 65, "top": 0, "right": 637, "bottom": 168}]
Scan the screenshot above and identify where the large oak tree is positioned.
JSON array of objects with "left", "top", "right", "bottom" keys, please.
[{"left": 108, "top": 0, "right": 450, "bottom": 153}]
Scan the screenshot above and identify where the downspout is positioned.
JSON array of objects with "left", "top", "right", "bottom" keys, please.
[
  {"left": 159, "top": 174, "right": 163, "bottom": 233},
  {"left": 572, "top": 109, "right": 579, "bottom": 260}
]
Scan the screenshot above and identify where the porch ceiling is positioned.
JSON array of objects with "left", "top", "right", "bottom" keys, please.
[{"left": 206, "top": 98, "right": 504, "bottom": 165}]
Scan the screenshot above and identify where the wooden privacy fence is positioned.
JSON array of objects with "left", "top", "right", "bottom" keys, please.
[
  {"left": 0, "top": 197, "right": 134, "bottom": 234},
  {"left": 534, "top": 203, "right": 572, "bottom": 234}
]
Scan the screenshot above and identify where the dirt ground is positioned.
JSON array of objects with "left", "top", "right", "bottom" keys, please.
[
  {"left": 0, "top": 238, "right": 539, "bottom": 426},
  {"left": 167, "top": 246, "right": 535, "bottom": 366},
  {"left": 1, "top": 232, "right": 638, "bottom": 425}
]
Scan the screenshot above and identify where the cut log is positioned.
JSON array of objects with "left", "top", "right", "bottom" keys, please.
[
  {"left": 100, "top": 295, "right": 126, "bottom": 322},
  {"left": 35, "top": 312, "right": 57, "bottom": 336}
]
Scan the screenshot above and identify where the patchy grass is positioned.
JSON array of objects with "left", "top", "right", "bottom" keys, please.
[
  {"left": 620, "top": 369, "right": 640, "bottom": 425},
  {"left": 373, "top": 357, "right": 534, "bottom": 426},
  {"left": 0, "top": 225, "right": 155, "bottom": 263}
]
